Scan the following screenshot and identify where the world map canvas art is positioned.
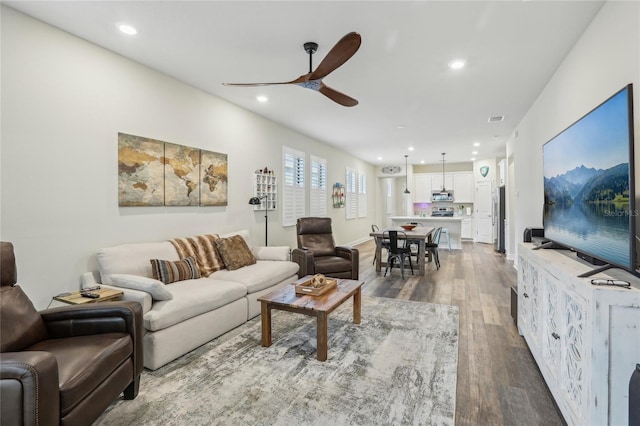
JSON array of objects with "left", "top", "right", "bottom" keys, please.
[{"left": 118, "top": 133, "right": 228, "bottom": 207}]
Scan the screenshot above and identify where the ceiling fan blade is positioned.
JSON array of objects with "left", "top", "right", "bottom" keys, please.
[
  {"left": 222, "top": 74, "right": 308, "bottom": 87},
  {"left": 309, "top": 32, "right": 361, "bottom": 80},
  {"left": 319, "top": 83, "right": 358, "bottom": 107},
  {"left": 223, "top": 82, "right": 290, "bottom": 87}
]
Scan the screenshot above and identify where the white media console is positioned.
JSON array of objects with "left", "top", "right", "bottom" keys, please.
[{"left": 517, "top": 243, "right": 640, "bottom": 425}]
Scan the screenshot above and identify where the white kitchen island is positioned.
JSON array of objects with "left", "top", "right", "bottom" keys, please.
[{"left": 390, "top": 216, "right": 464, "bottom": 250}]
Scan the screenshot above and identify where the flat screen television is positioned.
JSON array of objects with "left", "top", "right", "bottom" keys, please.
[{"left": 543, "top": 84, "right": 636, "bottom": 277}]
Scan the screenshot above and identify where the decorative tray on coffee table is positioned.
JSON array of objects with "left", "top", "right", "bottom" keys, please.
[{"left": 295, "top": 277, "right": 337, "bottom": 297}]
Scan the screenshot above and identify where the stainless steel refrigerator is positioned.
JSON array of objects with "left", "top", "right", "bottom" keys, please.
[{"left": 494, "top": 186, "right": 505, "bottom": 253}]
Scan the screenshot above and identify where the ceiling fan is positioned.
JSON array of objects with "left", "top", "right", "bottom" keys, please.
[{"left": 223, "top": 32, "right": 361, "bottom": 107}]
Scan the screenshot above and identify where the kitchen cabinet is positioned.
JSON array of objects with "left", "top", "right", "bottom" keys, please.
[
  {"left": 413, "top": 171, "right": 474, "bottom": 203},
  {"left": 431, "top": 174, "right": 453, "bottom": 192},
  {"left": 413, "top": 174, "right": 432, "bottom": 203},
  {"left": 517, "top": 243, "right": 640, "bottom": 426},
  {"left": 453, "top": 172, "right": 474, "bottom": 203},
  {"left": 461, "top": 218, "right": 473, "bottom": 239}
]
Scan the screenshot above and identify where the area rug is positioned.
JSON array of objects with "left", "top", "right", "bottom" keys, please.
[{"left": 96, "top": 296, "right": 459, "bottom": 426}]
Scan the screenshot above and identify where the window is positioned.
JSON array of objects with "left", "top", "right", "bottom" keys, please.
[
  {"left": 282, "top": 146, "right": 305, "bottom": 226},
  {"left": 310, "top": 155, "right": 327, "bottom": 217},
  {"left": 345, "top": 167, "right": 357, "bottom": 220},
  {"left": 358, "top": 172, "right": 367, "bottom": 218}
]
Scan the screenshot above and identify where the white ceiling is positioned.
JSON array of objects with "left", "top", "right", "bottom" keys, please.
[{"left": 5, "top": 1, "right": 604, "bottom": 167}]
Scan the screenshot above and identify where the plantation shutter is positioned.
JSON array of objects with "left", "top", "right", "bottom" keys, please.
[
  {"left": 345, "top": 167, "right": 357, "bottom": 220},
  {"left": 282, "top": 146, "right": 306, "bottom": 227},
  {"left": 358, "top": 172, "right": 367, "bottom": 218},
  {"left": 310, "top": 155, "right": 327, "bottom": 217}
]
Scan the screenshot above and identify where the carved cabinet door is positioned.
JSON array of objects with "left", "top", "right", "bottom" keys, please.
[
  {"left": 560, "top": 290, "right": 588, "bottom": 425},
  {"left": 541, "top": 273, "right": 561, "bottom": 383}
]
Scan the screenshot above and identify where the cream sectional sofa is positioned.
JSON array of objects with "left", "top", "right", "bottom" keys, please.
[{"left": 82, "top": 230, "right": 299, "bottom": 370}]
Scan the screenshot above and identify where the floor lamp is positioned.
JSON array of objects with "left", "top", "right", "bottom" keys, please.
[{"left": 248, "top": 195, "right": 269, "bottom": 246}]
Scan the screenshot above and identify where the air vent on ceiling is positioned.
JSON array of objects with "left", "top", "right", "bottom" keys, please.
[{"left": 488, "top": 115, "right": 505, "bottom": 123}]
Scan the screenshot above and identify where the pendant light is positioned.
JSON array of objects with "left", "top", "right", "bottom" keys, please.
[
  {"left": 441, "top": 152, "right": 447, "bottom": 191},
  {"left": 404, "top": 155, "right": 410, "bottom": 194}
]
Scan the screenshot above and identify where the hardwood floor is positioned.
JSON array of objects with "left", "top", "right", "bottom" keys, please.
[{"left": 355, "top": 239, "right": 565, "bottom": 426}]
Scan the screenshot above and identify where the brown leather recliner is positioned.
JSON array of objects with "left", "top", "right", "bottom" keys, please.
[
  {"left": 291, "top": 217, "right": 359, "bottom": 279},
  {"left": 0, "top": 242, "right": 143, "bottom": 426}
]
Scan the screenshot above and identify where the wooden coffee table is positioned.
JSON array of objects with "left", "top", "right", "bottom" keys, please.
[{"left": 257, "top": 276, "right": 364, "bottom": 361}]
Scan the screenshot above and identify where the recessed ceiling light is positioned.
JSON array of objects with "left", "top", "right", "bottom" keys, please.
[
  {"left": 449, "top": 59, "right": 465, "bottom": 70},
  {"left": 397, "top": 125, "right": 406, "bottom": 129},
  {"left": 408, "top": 146, "right": 415, "bottom": 151},
  {"left": 472, "top": 151, "right": 478, "bottom": 155},
  {"left": 471, "top": 157, "right": 476, "bottom": 161},
  {"left": 117, "top": 24, "right": 137, "bottom": 35},
  {"left": 377, "top": 156, "right": 383, "bottom": 161},
  {"left": 473, "top": 142, "right": 480, "bottom": 147},
  {"left": 256, "top": 95, "right": 268, "bottom": 103},
  {"left": 420, "top": 160, "right": 425, "bottom": 164}
]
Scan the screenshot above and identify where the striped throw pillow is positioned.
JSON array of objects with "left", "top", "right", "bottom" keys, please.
[{"left": 150, "top": 256, "right": 201, "bottom": 284}]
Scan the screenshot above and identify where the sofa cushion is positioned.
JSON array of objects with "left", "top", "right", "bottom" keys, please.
[
  {"left": 110, "top": 274, "right": 173, "bottom": 301},
  {"left": 143, "top": 278, "right": 247, "bottom": 331},
  {"left": 215, "top": 235, "right": 256, "bottom": 271},
  {"left": 253, "top": 246, "right": 290, "bottom": 261},
  {"left": 210, "top": 260, "right": 299, "bottom": 294},
  {"left": 97, "top": 241, "right": 178, "bottom": 284},
  {"left": 150, "top": 256, "right": 200, "bottom": 284}
]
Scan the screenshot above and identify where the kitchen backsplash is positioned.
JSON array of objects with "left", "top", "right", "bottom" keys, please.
[{"left": 414, "top": 202, "right": 473, "bottom": 217}]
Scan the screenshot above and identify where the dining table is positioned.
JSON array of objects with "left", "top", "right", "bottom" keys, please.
[{"left": 369, "top": 226, "right": 436, "bottom": 276}]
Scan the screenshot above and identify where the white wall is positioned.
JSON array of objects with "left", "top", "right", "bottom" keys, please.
[
  {"left": 0, "top": 7, "right": 375, "bottom": 309},
  {"left": 510, "top": 1, "right": 640, "bottom": 264}
]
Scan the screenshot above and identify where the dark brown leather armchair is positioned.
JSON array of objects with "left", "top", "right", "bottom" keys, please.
[
  {"left": 0, "top": 242, "right": 143, "bottom": 426},
  {"left": 291, "top": 217, "right": 359, "bottom": 279}
]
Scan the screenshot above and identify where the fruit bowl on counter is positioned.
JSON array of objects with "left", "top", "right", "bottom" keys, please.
[{"left": 400, "top": 224, "right": 416, "bottom": 231}]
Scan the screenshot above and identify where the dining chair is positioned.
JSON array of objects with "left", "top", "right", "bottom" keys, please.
[
  {"left": 383, "top": 230, "right": 414, "bottom": 279},
  {"left": 371, "top": 225, "right": 390, "bottom": 265},
  {"left": 426, "top": 227, "right": 443, "bottom": 269},
  {"left": 441, "top": 228, "right": 451, "bottom": 251}
]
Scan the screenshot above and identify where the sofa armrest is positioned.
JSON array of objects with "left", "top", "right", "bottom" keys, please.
[
  {"left": 97, "top": 284, "right": 153, "bottom": 314},
  {"left": 1, "top": 351, "right": 59, "bottom": 426},
  {"left": 82, "top": 272, "right": 153, "bottom": 313},
  {"left": 253, "top": 245, "right": 290, "bottom": 261},
  {"left": 291, "top": 248, "right": 314, "bottom": 278},
  {"left": 41, "top": 301, "right": 144, "bottom": 377},
  {"left": 335, "top": 246, "right": 358, "bottom": 259}
]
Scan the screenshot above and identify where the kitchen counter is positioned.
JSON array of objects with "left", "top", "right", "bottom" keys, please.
[
  {"left": 390, "top": 216, "right": 470, "bottom": 249},
  {"left": 391, "top": 215, "right": 464, "bottom": 221}
]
